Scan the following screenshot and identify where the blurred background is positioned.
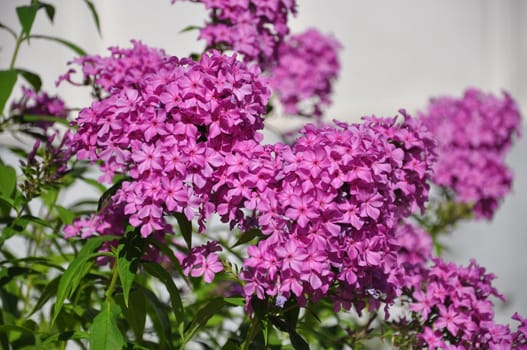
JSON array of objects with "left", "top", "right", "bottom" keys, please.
[{"left": 1, "top": 0, "right": 526, "bottom": 325}]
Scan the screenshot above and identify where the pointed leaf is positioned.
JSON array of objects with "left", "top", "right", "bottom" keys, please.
[
  {"left": 0, "top": 164, "right": 16, "bottom": 198},
  {"left": 97, "top": 177, "right": 128, "bottom": 211},
  {"left": 122, "top": 288, "right": 146, "bottom": 341},
  {"left": 174, "top": 212, "right": 192, "bottom": 249},
  {"left": 16, "top": 5, "right": 38, "bottom": 39},
  {"left": 38, "top": 2, "right": 55, "bottom": 23},
  {"left": 289, "top": 331, "right": 310, "bottom": 350},
  {"left": 224, "top": 296, "right": 245, "bottom": 307},
  {"left": 29, "top": 35, "right": 87, "bottom": 56},
  {"left": 20, "top": 214, "right": 52, "bottom": 228},
  {"left": 143, "top": 287, "right": 172, "bottom": 349},
  {"left": 55, "top": 205, "right": 75, "bottom": 225},
  {"left": 52, "top": 235, "right": 118, "bottom": 324},
  {"left": 232, "top": 228, "right": 263, "bottom": 248},
  {"left": 83, "top": 0, "right": 102, "bottom": 36},
  {"left": 116, "top": 243, "right": 137, "bottom": 307},
  {"left": 0, "top": 70, "right": 17, "bottom": 113},
  {"left": 142, "top": 262, "right": 184, "bottom": 328},
  {"left": 147, "top": 236, "right": 189, "bottom": 286},
  {"left": 40, "top": 330, "right": 89, "bottom": 345},
  {"left": 89, "top": 301, "right": 126, "bottom": 350},
  {"left": 179, "top": 25, "right": 200, "bottom": 33},
  {"left": 28, "top": 275, "right": 60, "bottom": 316},
  {"left": 269, "top": 316, "right": 310, "bottom": 350},
  {"left": 15, "top": 69, "right": 42, "bottom": 91},
  {"left": 183, "top": 298, "right": 226, "bottom": 345}
]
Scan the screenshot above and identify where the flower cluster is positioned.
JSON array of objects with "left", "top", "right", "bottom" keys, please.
[
  {"left": 173, "top": 0, "right": 297, "bottom": 66},
  {"left": 65, "top": 44, "right": 270, "bottom": 245},
  {"left": 233, "top": 112, "right": 436, "bottom": 311},
  {"left": 182, "top": 241, "right": 224, "bottom": 283},
  {"left": 393, "top": 222, "right": 433, "bottom": 288},
  {"left": 410, "top": 258, "right": 527, "bottom": 349},
  {"left": 269, "top": 28, "right": 341, "bottom": 119},
  {"left": 420, "top": 88, "right": 522, "bottom": 219},
  {"left": 20, "top": 132, "right": 73, "bottom": 200},
  {"left": 58, "top": 40, "right": 167, "bottom": 94},
  {"left": 10, "top": 87, "right": 67, "bottom": 129}
]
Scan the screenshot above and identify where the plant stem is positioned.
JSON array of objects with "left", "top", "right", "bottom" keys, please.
[
  {"left": 242, "top": 315, "right": 260, "bottom": 350},
  {"left": 9, "top": 31, "right": 25, "bottom": 70},
  {"left": 105, "top": 258, "right": 119, "bottom": 302}
]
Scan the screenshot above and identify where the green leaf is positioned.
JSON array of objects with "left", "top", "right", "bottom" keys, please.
[
  {"left": 0, "top": 196, "right": 14, "bottom": 219},
  {"left": 15, "top": 68, "right": 42, "bottom": 91},
  {"left": 89, "top": 301, "right": 126, "bottom": 350},
  {"left": 21, "top": 114, "right": 69, "bottom": 126},
  {"left": 179, "top": 25, "right": 201, "bottom": 33},
  {"left": 28, "top": 275, "right": 60, "bottom": 316},
  {"left": 0, "top": 324, "right": 34, "bottom": 335},
  {"left": 183, "top": 298, "right": 226, "bottom": 345},
  {"left": 40, "top": 330, "right": 89, "bottom": 346},
  {"left": 146, "top": 237, "right": 189, "bottom": 288},
  {"left": 38, "top": 2, "right": 55, "bottom": 23},
  {"left": 0, "top": 266, "right": 39, "bottom": 287},
  {"left": 16, "top": 5, "right": 38, "bottom": 39},
  {"left": 232, "top": 228, "right": 263, "bottom": 248},
  {"left": 55, "top": 205, "right": 75, "bottom": 225},
  {"left": 284, "top": 301, "right": 300, "bottom": 330},
  {"left": 142, "top": 262, "right": 184, "bottom": 329},
  {"left": 20, "top": 214, "right": 52, "bottom": 228},
  {"left": 269, "top": 316, "right": 310, "bottom": 350},
  {"left": 97, "top": 177, "right": 128, "bottom": 211},
  {"left": 0, "top": 215, "right": 31, "bottom": 246},
  {"left": 122, "top": 288, "right": 146, "bottom": 342},
  {"left": 174, "top": 212, "right": 192, "bottom": 249},
  {"left": 0, "top": 311, "right": 9, "bottom": 350},
  {"left": 41, "top": 187, "right": 58, "bottom": 208},
  {"left": 52, "top": 235, "right": 118, "bottom": 325},
  {"left": 143, "top": 287, "right": 172, "bottom": 349},
  {"left": 29, "top": 35, "right": 87, "bottom": 56},
  {"left": 116, "top": 243, "right": 137, "bottom": 307},
  {"left": 0, "top": 70, "right": 17, "bottom": 114},
  {"left": 83, "top": 0, "right": 102, "bottom": 36},
  {"left": 289, "top": 332, "right": 310, "bottom": 350},
  {"left": 0, "top": 165, "right": 16, "bottom": 198},
  {"left": 0, "top": 22, "right": 17, "bottom": 39},
  {"left": 224, "top": 296, "right": 245, "bottom": 307},
  {"left": 2, "top": 256, "right": 65, "bottom": 271}
]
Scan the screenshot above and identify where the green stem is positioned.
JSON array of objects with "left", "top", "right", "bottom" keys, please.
[
  {"left": 105, "top": 258, "right": 120, "bottom": 302},
  {"left": 9, "top": 31, "right": 25, "bottom": 70},
  {"left": 242, "top": 315, "right": 260, "bottom": 350}
]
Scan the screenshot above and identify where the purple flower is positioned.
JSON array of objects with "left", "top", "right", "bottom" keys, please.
[
  {"left": 173, "top": 0, "right": 297, "bottom": 66},
  {"left": 182, "top": 241, "right": 224, "bottom": 283},
  {"left": 408, "top": 258, "right": 523, "bottom": 348},
  {"left": 269, "top": 28, "right": 341, "bottom": 119},
  {"left": 420, "top": 88, "right": 522, "bottom": 219},
  {"left": 10, "top": 86, "right": 68, "bottom": 130}
]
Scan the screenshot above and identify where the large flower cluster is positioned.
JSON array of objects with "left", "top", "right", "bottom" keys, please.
[
  {"left": 65, "top": 44, "right": 270, "bottom": 243},
  {"left": 269, "top": 28, "right": 341, "bottom": 119},
  {"left": 173, "top": 0, "right": 297, "bottom": 65},
  {"left": 232, "top": 112, "right": 436, "bottom": 311},
  {"left": 420, "top": 88, "right": 522, "bottom": 219},
  {"left": 410, "top": 258, "right": 527, "bottom": 349}
]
